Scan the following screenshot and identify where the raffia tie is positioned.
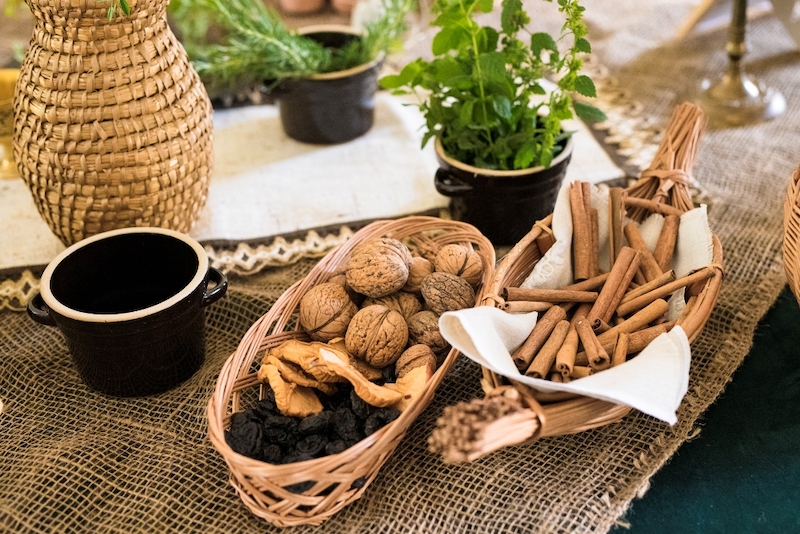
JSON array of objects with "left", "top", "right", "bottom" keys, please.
[{"left": 639, "top": 168, "right": 691, "bottom": 206}]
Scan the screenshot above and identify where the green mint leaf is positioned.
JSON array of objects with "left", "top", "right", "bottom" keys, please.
[
  {"left": 120, "top": 0, "right": 130, "bottom": 15},
  {"left": 379, "top": 74, "right": 405, "bottom": 89},
  {"left": 574, "top": 75, "right": 596, "bottom": 97},
  {"left": 492, "top": 96, "right": 512, "bottom": 120},
  {"left": 432, "top": 57, "right": 465, "bottom": 83},
  {"left": 460, "top": 100, "right": 475, "bottom": 124},
  {"left": 500, "top": 0, "right": 523, "bottom": 34},
  {"left": 575, "top": 37, "right": 591, "bottom": 53},
  {"left": 478, "top": 51, "right": 507, "bottom": 85},
  {"left": 573, "top": 101, "right": 607, "bottom": 123},
  {"left": 531, "top": 83, "right": 546, "bottom": 95},
  {"left": 432, "top": 27, "right": 468, "bottom": 55},
  {"left": 530, "top": 32, "right": 557, "bottom": 55},
  {"left": 379, "top": 60, "right": 422, "bottom": 89},
  {"left": 476, "top": 0, "right": 494, "bottom": 13},
  {"left": 478, "top": 27, "right": 499, "bottom": 53},
  {"left": 513, "top": 141, "right": 536, "bottom": 170}
]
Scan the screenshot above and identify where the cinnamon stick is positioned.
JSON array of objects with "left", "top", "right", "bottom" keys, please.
[
  {"left": 611, "top": 332, "right": 629, "bottom": 367},
  {"left": 570, "top": 302, "right": 593, "bottom": 327},
  {"left": 526, "top": 320, "right": 571, "bottom": 378},
  {"left": 511, "top": 305, "right": 568, "bottom": 370},
  {"left": 624, "top": 222, "right": 663, "bottom": 282},
  {"left": 570, "top": 365, "right": 593, "bottom": 379},
  {"left": 621, "top": 270, "right": 676, "bottom": 305},
  {"left": 597, "top": 298, "right": 670, "bottom": 345},
  {"left": 586, "top": 246, "right": 641, "bottom": 324},
  {"left": 575, "top": 319, "right": 610, "bottom": 371},
  {"left": 570, "top": 182, "right": 592, "bottom": 281},
  {"left": 503, "top": 287, "right": 598, "bottom": 303},
  {"left": 590, "top": 207, "right": 600, "bottom": 278},
  {"left": 653, "top": 214, "right": 680, "bottom": 272},
  {"left": 591, "top": 318, "right": 611, "bottom": 334},
  {"left": 536, "top": 226, "right": 556, "bottom": 255},
  {"left": 616, "top": 266, "right": 716, "bottom": 317},
  {"left": 576, "top": 321, "right": 676, "bottom": 361},
  {"left": 556, "top": 326, "right": 579, "bottom": 378},
  {"left": 609, "top": 187, "right": 626, "bottom": 265},
  {"left": 565, "top": 272, "right": 611, "bottom": 292},
  {"left": 625, "top": 196, "right": 685, "bottom": 217},
  {"left": 502, "top": 301, "right": 553, "bottom": 313}
]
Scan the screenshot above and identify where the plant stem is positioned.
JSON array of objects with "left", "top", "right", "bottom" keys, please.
[{"left": 463, "top": 0, "right": 495, "bottom": 156}]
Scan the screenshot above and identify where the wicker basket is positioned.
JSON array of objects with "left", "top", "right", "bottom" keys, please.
[
  {"left": 430, "top": 103, "right": 725, "bottom": 462},
  {"left": 783, "top": 166, "right": 800, "bottom": 304},
  {"left": 13, "top": 0, "right": 213, "bottom": 246},
  {"left": 208, "top": 216, "right": 494, "bottom": 527}
]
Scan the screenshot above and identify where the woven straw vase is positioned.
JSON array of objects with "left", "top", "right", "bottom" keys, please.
[
  {"left": 12, "top": 0, "right": 213, "bottom": 246},
  {"left": 208, "top": 216, "right": 495, "bottom": 527}
]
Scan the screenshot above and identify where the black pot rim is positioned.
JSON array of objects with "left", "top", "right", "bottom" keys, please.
[
  {"left": 434, "top": 135, "right": 575, "bottom": 177},
  {"left": 297, "top": 24, "right": 386, "bottom": 81},
  {"left": 40, "top": 227, "right": 208, "bottom": 324}
]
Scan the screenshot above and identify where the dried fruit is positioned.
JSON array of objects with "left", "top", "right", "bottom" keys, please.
[
  {"left": 396, "top": 344, "right": 438, "bottom": 378},
  {"left": 318, "top": 345, "right": 404, "bottom": 407},
  {"left": 420, "top": 272, "right": 476, "bottom": 315},
  {"left": 260, "top": 364, "right": 324, "bottom": 418},
  {"left": 298, "top": 283, "right": 358, "bottom": 342},
  {"left": 385, "top": 363, "right": 434, "bottom": 411},
  {"left": 364, "top": 408, "right": 401, "bottom": 435},
  {"left": 433, "top": 244, "right": 484, "bottom": 286},
  {"left": 261, "top": 355, "right": 338, "bottom": 396},
  {"left": 345, "top": 238, "right": 413, "bottom": 298},
  {"left": 362, "top": 291, "right": 422, "bottom": 321},
  {"left": 407, "top": 311, "right": 449, "bottom": 354},
  {"left": 402, "top": 256, "right": 434, "bottom": 293},
  {"left": 345, "top": 305, "right": 409, "bottom": 367}
]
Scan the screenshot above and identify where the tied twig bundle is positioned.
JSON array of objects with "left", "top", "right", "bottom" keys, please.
[{"left": 625, "top": 103, "right": 706, "bottom": 222}]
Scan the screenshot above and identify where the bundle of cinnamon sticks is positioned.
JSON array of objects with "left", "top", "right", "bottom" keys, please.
[{"left": 504, "top": 180, "right": 715, "bottom": 382}]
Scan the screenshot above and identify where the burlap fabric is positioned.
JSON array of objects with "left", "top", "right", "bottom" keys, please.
[{"left": 1, "top": 1, "right": 797, "bottom": 532}]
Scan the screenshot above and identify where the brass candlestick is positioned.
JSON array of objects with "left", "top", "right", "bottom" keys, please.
[{"left": 688, "top": 0, "right": 785, "bottom": 128}]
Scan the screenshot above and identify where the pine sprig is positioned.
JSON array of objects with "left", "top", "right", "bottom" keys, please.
[{"left": 381, "top": 0, "right": 606, "bottom": 170}]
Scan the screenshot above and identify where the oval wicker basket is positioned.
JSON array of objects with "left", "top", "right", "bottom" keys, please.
[
  {"left": 13, "top": 0, "right": 213, "bottom": 246},
  {"left": 430, "top": 103, "right": 725, "bottom": 462},
  {"left": 208, "top": 216, "right": 494, "bottom": 527},
  {"left": 783, "top": 166, "right": 800, "bottom": 304}
]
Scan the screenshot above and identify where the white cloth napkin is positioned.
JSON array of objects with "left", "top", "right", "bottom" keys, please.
[{"left": 438, "top": 179, "right": 714, "bottom": 425}]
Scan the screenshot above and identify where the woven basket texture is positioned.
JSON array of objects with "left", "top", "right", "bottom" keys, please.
[
  {"left": 12, "top": 0, "right": 213, "bottom": 246},
  {"left": 783, "top": 166, "right": 800, "bottom": 304},
  {"left": 473, "top": 104, "right": 725, "bottom": 454},
  {"left": 207, "top": 216, "right": 495, "bottom": 527}
]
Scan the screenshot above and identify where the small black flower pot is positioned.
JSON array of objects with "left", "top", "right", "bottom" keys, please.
[
  {"left": 277, "top": 25, "right": 384, "bottom": 144},
  {"left": 434, "top": 137, "right": 574, "bottom": 246},
  {"left": 27, "top": 228, "right": 227, "bottom": 397}
]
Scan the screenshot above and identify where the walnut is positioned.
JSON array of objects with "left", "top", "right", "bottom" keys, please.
[
  {"left": 298, "top": 283, "right": 358, "bottom": 342},
  {"left": 402, "top": 256, "right": 434, "bottom": 293},
  {"left": 407, "top": 310, "right": 449, "bottom": 354},
  {"left": 433, "top": 244, "right": 484, "bottom": 287},
  {"left": 420, "top": 272, "right": 476, "bottom": 315},
  {"left": 396, "top": 344, "right": 438, "bottom": 378},
  {"left": 345, "top": 238, "right": 413, "bottom": 298},
  {"left": 345, "top": 305, "right": 409, "bottom": 367},
  {"left": 362, "top": 291, "right": 422, "bottom": 321},
  {"left": 328, "top": 269, "right": 365, "bottom": 306}
]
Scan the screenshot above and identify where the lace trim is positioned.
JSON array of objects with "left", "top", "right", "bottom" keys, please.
[
  {"left": 205, "top": 227, "right": 354, "bottom": 276},
  {"left": 0, "top": 270, "right": 41, "bottom": 312}
]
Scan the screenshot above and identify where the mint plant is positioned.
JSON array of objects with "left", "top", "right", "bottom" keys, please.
[{"left": 381, "top": 0, "right": 606, "bottom": 170}]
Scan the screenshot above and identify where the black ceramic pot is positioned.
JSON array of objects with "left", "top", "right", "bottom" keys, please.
[
  {"left": 27, "top": 228, "right": 227, "bottom": 397},
  {"left": 277, "top": 25, "right": 384, "bottom": 144},
  {"left": 434, "top": 137, "right": 574, "bottom": 246}
]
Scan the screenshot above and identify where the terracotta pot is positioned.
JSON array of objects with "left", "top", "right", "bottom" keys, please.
[
  {"left": 277, "top": 25, "right": 384, "bottom": 144},
  {"left": 279, "top": 0, "right": 326, "bottom": 15},
  {"left": 13, "top": 0, "right": 214, "bottom": 246},
  {"left": 434, "top": 137, "right": 574, "bottom": 246}
]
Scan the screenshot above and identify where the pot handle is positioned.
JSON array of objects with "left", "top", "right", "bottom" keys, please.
[
  {"left": 27, "top": 293, "right": 56, "bottom": 326},
  {"left": 201, "top": 267, "right": 228, "bottom": 308},
  {"left": 434, "top": 168, "right": 473, "bottom": 197}
]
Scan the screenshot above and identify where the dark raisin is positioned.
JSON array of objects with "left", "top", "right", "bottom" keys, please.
[
  {"left": 350, "top": 476, "right": 366, "bottom": 489},
  {"left": 225, "top": 421, "right": 262, "bottom": 458},
  {"left": 325, "top": 439, "right": 348, "bottom": 455},
  {"left": 255, "top": 397, "right": 278, "bottom": 417},
  {"left": 298, "top": 411, "right": 335, "bottom": 435},
  {"left": 381, "top": 364, "right": 396, "bottom": 384},
  {"left": 349, "top": 390, "right": 373, "bottom": 420},
  {"left": 262, "top": 414, "right": 298, "bottom": 431},
  {"left": 229, "top": 411, "right": 251, "bottom": 428},
  {"left": 285, "top": 480, "right": 315, "bottom": 494},
  {"left": 282, "top": 452, "right": 315, "bottom": 465},
  {"left": 296, "top": 435, "right": 328, "bottom": 456},
  {"left": 322, "top": 385, "right": 353, "bottom": 411},
  {"left": 333, "top": 408, "right": 363, "bottom": 443},
  {"left": 262, "top": 427, "right": 297, "bottom": 448},
  {"left": 262, "top": 444, "right": 283, "bottom": 464},
  {"left": 364, "top": 408, "right": 401, "bottom": 436}
]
